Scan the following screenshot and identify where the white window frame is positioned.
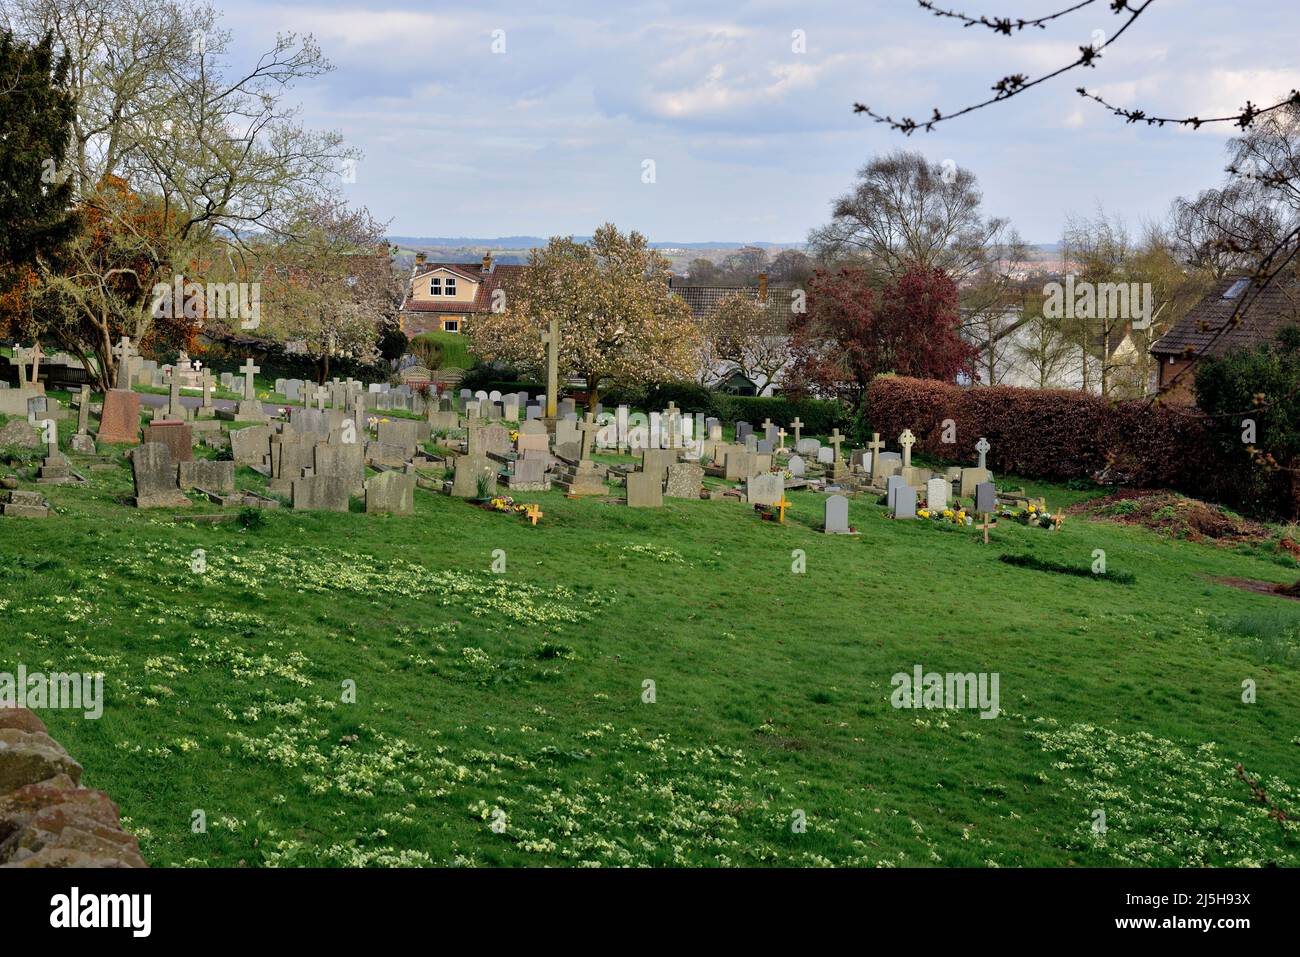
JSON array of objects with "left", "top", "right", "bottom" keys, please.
[
  {"left": 429, "top": 277, "right": 442, "bottom": 296},
  {"left": 445, "top": 277, "right": 457, "bottom": 296},
  {"left": 444, "top": 320, "right": 460, "bottom": 333}
]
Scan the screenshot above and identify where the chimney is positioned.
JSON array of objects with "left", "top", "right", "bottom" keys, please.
[
  {"left": 481, "top": 251, "right": 494, "bottom": 273},
  {"left": 413, "top": 252, "right": 427, "bottom": 277},
  {"left": 758, "top": 272, "right": 769, "bottom": 303}
]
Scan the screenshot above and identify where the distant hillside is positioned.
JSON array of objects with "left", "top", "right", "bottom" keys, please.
[{"left": 389, "top": 236, "right": 805, "bottom": 250}]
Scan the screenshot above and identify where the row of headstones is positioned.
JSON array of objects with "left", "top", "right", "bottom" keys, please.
[{"left": 132, "top": 437, "right": 415, "bottom": 514}]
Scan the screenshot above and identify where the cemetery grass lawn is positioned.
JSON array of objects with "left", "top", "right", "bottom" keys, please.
[{"left": 3, "top": 445, "right": 1300, "bottom": 867}]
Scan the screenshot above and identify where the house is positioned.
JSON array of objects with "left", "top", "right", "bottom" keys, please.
[
  {"left": 669, "top": 274, "right": 797, "bottom": 395},
  {"left": 1150, "top": 276, "right": 1300, "bottom": 404},
  {"left": 398, "top": 252, "right": 526, "bottom": 336}
]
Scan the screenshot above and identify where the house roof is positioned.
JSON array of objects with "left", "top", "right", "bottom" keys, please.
[
  {"left": 1151, "top": 275, "right": 1300, "bottom": 359},
  {"left": 668, "top": 279, "right": 796, "bottom": 329},
  {"left": 400, "top": 262, "right": 528, "bottom": 315}
]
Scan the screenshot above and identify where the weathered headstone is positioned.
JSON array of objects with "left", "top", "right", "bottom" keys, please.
[
  {"left": 365, "top": 471, "right": 415, "bottom": 515},
  {"left": 626, "top": 470, "right": 663, "bottom": 507},
  {"left": 142, "top": 421, "right": 193, "bottom": 463},
  {"left": 747, "top": 472, "right": 783, "bottom": 506},
  {"left": 665, "top": 462, "right": 704, "bottom": 499},
  {"left": 291, "top": 474, "right": 350, "bottom": 512},
  {"left": 451, "top": 455, "right": 496, "bottom": 498},
  {"left": 178, "top": 459, "right": 235, "bottom": 493},
  {"left": 131, "top": 442, "right": 189, "bottom": 508}
]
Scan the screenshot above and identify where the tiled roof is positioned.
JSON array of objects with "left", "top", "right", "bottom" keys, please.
[
  {"left": 1151, "top": 275, "right": 1300, "bottom": 359},
  {"left": 669, "top": 280, "right": 797, "bottom": 329},
  {"left": 400, "top": 262, "right": 528, "bottom": 315}
]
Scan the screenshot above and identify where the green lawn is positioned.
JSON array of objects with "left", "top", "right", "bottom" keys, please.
[{"left": 2, "top": 417, "right": 1299, "bottom": 867}]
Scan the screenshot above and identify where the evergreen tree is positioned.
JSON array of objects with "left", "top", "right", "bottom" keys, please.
[{"left": 0, "top": 30, "right": 78, "bottom": 281}]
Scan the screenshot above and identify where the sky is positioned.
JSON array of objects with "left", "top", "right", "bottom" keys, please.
[{"left": 216, "top": 0, "right": 1300, "bottom": 245}]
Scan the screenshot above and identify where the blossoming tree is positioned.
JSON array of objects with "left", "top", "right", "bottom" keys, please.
[{"left": 467, "top": 224, "right": 701, "bottom": 407}]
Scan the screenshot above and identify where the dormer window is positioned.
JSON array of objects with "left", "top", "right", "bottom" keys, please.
[
  {"left": 429, "top": 277, "right": 442, "bottom": 296},
  {"left": 1222, "top": 278, "right": 1250, "bottom": 300}
]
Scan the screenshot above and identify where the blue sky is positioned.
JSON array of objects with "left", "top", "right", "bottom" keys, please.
[{"left": 219, "top": 0, "right": 1300, "bottom": 244}]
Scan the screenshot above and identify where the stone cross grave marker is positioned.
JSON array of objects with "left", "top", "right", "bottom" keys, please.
[
  {"left": 166, "top": 367, "right": 184, "bottom": 418},
  {"left": 868, "top": 432, "right": 884, "bottom": 460},
  {"left": 828, "top": 428, "right": 845, "bottom": 463},
  {"left": 240, "top": 358, "right": 260, "bottom": 401},
  {"left": 76, "top": 385, "right": 91, "bottom": 434},
  {"left": 976, "top": 437, "right": 990, "bottom": 469},
  {"left": 112, "top": 336, "right": 136, "bottom": 390},
  {"left": 200, "top": 368, "right": 215, "bottom": 409},
  {"left": 899, "top": 429, "right": 915, "bottom": 469},
  {"left": 790, "top": 417, "right": 804, "bottom": 443},
  {"left": 541, "top": 317, "right": 559, "bottom": 419},
  {"left": 578, "top": 410, "right": 600, "bottom": 461}
]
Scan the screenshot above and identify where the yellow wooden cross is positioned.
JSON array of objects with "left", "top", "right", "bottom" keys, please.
[
  {"left": 524, "top": 504, "right": 543, "bottom": 525},
  {"left": 774, "top": 496, "right": 791, "bottom": 524}
]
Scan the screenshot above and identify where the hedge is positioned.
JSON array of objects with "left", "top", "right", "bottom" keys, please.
[{"left": 865, "top": 376, "right": 1295, "bottom": 519}]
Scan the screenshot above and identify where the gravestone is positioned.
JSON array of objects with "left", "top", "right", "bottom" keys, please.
[
  {"left": 131, "top": 442, "right": 189, "bottom": 508},
  {"left": 787, "top": 454, "right": 806, "bottom": 477},
  {"left": 873, "top": 451, "right": 902, "bottom": 485},
  {"left": 927, "top": 477, "right": 949, "bottom": 512},
  {"left": 292, "top": 474, "right": 350, "bottom": 512},
  {"left": 472, "top": 424, "right": 512, "bottom": 457},
  {"left": 178, "top": 459, "right": 235, "bottom": 493},
  {"left": 975, "top": 481, "right": 997, "bottom": 515},
  {"left": 75, "top": 385, "right": 91, "bottom": 434},
  {"left": 141, "top": 421, "right": 193, "bottom": 463},
  {"left": 377, "top": 418, "right": 425, "bottom": 454},
  {"left": 724, "top": 449, "right": 759, "bottom": 482},
  {"left": 96, "top": 390, "right": 141, "bottom": 445},
  {"left": 816, "top": 447, "right": 834, "bottom": 465},
  {"left": 796, "top": 438, "right": 820, "bottom": 456},
  {"left": 747, "top": 472, "right": 784, "bottom": 507},
  {"left": 507, "top": 456, "right": 550, "bottom": 492},
  {"left": 626, "top": 470, "right": 663, "bottom": 507},
  {"left": 886, "top": 474, "right": 906, "bottom": 510},
  {"left": 315, "top": 442, "right": 366, "bottom": 496},
  {"left": 640, "top": 447, "right": 679, "bottom": 482},
  {"left": 823, "top": 494, "right": 851, "bottom": 534},
  {"left": 365, "top": 471, "right": 415, "bottom": 515},
  {"left": 230, "top": 425, "right": 274, "bottom": 467},
  {"left": 961, "top": 438, "right": 993, "bottom": 497},
  {"left": 665, "top": 462, "right": 704, "bottom": 499},
  {"left": 893, "top": 484, "right": 917, "bottom": 520},
  {"left": 0, "top": 419, "right": 41, "bottom": 449},
  {"left": 451, "top": 455, "right": 496, "bottom": 498}
]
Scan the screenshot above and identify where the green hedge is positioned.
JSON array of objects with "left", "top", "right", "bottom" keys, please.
[{"left": 411, "top": 331, "right": 477, "bottom": 370}]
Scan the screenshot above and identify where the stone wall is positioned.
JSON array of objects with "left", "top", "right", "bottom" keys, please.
[{"left": 0, "top": 708, "right": 147, "bottom": 868}]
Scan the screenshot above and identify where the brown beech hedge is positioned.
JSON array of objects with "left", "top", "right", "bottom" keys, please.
[{"left": 865, "top": 376, "right": 1296, "bottom": 519}]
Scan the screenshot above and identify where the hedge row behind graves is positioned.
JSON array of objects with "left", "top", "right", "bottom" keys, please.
[{"left": 865, "top": 375, "right": 1297, "bottom": 520}]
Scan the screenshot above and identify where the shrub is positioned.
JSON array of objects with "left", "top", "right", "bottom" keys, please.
[
  {"left": 865, "top": 375, "right": 1297, "bottom": 519},
  {"left": 411, "top": 331, "right": 476, "bottom": 370},
  {"left": 718, "top": 395, "right": 849, "bottom": 436}
]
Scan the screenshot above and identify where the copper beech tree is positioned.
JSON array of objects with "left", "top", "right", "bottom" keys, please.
[
  {"left": 467, "top": 224, "right": 700, "bottom": 406},
  {"left": 787, "top": 263, "right": 979, "bottom": 407}
]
